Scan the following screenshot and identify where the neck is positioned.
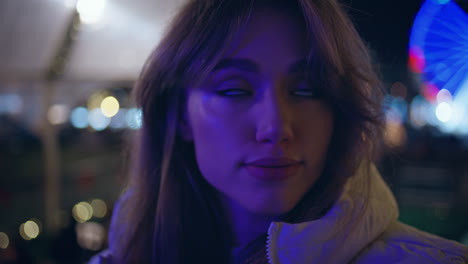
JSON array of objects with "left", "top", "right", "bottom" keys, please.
[{"left": 220, "top": 195, "right": 276, "bottom": 248}]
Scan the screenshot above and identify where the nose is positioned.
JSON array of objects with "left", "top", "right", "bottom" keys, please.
[{"left": 254, "top": 89, "right": 294, "bottom": 144}]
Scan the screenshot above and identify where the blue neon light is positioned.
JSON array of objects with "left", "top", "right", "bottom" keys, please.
[{"left": 409, "top": 0, "right": 468, "bottom": 97}]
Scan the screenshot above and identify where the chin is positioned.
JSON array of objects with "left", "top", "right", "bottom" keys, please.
[{"left": 244, "top": 199, "right": 297, "bottom": 218}]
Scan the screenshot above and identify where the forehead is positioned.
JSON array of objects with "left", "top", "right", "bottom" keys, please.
[{"left": 222, "top": 7, "right": 308, "bottom": 62}]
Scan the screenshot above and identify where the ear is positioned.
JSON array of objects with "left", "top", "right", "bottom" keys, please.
[{"left": 178, "top": 118, "right": 193, "bottom": 141}]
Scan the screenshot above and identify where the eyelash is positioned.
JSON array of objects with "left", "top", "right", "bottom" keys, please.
[
  {"left": 212, "top": 75, "right": 320, "bottom": 98},
  {"left": 215, "top": 89, "right": 251, "bottom": 97},
  {"left": 290, "top": 89, "right": 318, "bottom": 97},
  {"left": 215, "top": 88, "right": 319, "bottom": 98}
]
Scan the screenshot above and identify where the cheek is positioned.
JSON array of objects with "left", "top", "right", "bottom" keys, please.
[
  {"left": 310, "top": 107, "right": 334, "bottom": 140},
  {"left": 304, "top": 107, "right": 334, "bottom": 166},
  {"left": 186, "top": 93, "right": 247, "bottom": 175},
  {"left": 187, "top": 94, "right": 238, "bottom": 139},
  {"left": 187, "top": 93, "right": 252, "bottom": 140}
]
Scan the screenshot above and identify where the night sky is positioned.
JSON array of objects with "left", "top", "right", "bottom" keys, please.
[{"left": 343, "top": 0, "right": 425, "bottom": 66}]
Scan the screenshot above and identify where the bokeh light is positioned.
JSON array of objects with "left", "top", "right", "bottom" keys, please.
[
  {"left": 76, "top": 222, "right": 105, "bottom": 251},
  {"left": 19, "top": 220, "right": 40, "bottom": 240},
  {"left": 89, "top": 108, "right": 111, "bottom": 131},
  {"left": 126, "top": 108, "right": 143, "bottom": 129},
  {"left": 436, "top": 89, "right": 452, "bottom": 103},
  {"left": 109, "top": 108, "right": 127, "bottom": 129},
  {"left": 0, "top": 93, "right": 23, "bottom": 114},
  {"left": 409, "top": 95, "right": 430, "bottom": 128},
  {"left": 100, "top": 96, "right": 120, "bottom": 117},
  {"left": 90, "top": 199, "right": 107, "bottom": 218},
  {"left": 19, "top": 224, "right": 28, "bottom": 240},
  {"left": 0, "top": 232, "right": 9, "bottom": 249},
  {"left": 76, "top": 0, "right": 107, "bottom": 24},
  {"left": 72, "top": 202, "right": 94, "bottom": 223},
  {"left": 71, "top": 107, "right": 89, "bottom": 129},
  {"left": 47, "top": 104, "right": 70, "bottom": 125},
  {"left": 435, "top": 102, "right": 452, "bottom": 123},
  {"left": 437, "top": 101, "right": 468, "bottom": 134}
]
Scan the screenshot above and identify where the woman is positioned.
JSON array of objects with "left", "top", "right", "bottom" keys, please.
[{"left": 92, "top": 0, "right": 468, "bottom": 263}]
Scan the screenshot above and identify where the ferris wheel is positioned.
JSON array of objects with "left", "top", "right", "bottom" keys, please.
[{"left": 408, "top": 0, "right": 468, "bottom": 134}]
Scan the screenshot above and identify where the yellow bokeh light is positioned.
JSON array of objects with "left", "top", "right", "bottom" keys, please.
[
  {"left": 90, "top": 199, "right": 108, "bottom": 218},
  {"left": 0, "top": 232, "right": 9, "bottom": 249},
  {"left": 24, "top": 221, "right": 40, "bottom": 239},
  {"left": 30, "top": 218, "right": 42, "bottom": 233},
  {"left": 19, "top": 224, "right": 29, "bottom": 240},
  {"left": 100, "top": 96, "right": 120, "bottom": 117},
  {"left": 72, "top": 202, "right": 94, "bottom": 223},
  {"left": 19, "top": 220, "right": 40, "bottom": 240}
]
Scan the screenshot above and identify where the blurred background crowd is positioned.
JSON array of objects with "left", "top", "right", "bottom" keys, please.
[{"left": 0, "top": 0, "right": 467, "bottom": 263}]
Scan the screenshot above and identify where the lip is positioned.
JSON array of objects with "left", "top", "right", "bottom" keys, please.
[
  {"left": 245, "top": 157, "right": 301, "bottom": 167},
  {"left": 244, "top": 157, "right": 303, "bottom": 181}
]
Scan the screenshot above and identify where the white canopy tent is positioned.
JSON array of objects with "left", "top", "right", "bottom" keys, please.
[
  {"left": 0, "top": 0, "right": 185, "bottom": 82},
  {"left": 0, "top": 0, "right": 186, "bottom": 234}
]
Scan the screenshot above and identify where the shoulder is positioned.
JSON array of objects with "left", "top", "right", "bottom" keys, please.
[{"left": 354, "top": 221, "right": 468, "bottom": 264}]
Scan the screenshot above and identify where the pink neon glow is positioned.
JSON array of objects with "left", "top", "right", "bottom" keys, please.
[
  {"left": 422, "top": 82, "right": 439, "bottom": 103},
  {"left": 408, "top": 46, "right": 426, "bottom": 74}
]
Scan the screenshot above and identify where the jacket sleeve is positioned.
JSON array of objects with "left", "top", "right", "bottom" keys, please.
[
  {"left": 88, "top": 249, "right": 112, "bottom": 264},
  {"left": 354, "top": 222, "right": 468, "bottom": 264}
]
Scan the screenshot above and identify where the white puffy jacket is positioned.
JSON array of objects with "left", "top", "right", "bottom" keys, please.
[
  {"left": 265, "top": 165, "right": 468, "bottom": 264},
  {"left": 91, "top": 165, "right": 468, "bottom": 264}
]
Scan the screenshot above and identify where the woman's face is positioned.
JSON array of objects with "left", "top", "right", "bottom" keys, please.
[{"left": 183, "top": 8, "right": 334, "bottom": 217}]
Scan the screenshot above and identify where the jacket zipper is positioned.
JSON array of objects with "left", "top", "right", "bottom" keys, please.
[{"left": 266, "top": 232, "right": 273, "bottom": 264}]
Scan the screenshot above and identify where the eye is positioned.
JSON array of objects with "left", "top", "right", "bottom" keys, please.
[
  {"left": 213, "top": 78, "right": 252, "bottom": 97},
  {"left": 289, "top": 79, "right": 320, "bottom": 98},
  {"left": 215, "top": 89, "right": 252, "bottom": 97},
  {"left": 290, "top": 89, "right": 317, "bottom": 97}
]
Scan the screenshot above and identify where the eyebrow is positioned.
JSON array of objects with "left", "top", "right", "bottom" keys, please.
[
  {"left": 212, "top": 58, "right": 310, "bottom": 74},
  {"left": 212, "top": 58, "right": 258, "bottom": 72}
]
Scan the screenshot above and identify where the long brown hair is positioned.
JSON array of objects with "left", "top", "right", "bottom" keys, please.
[{"left": 109, "top": 0, "right": 385, "bottom": 263}]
